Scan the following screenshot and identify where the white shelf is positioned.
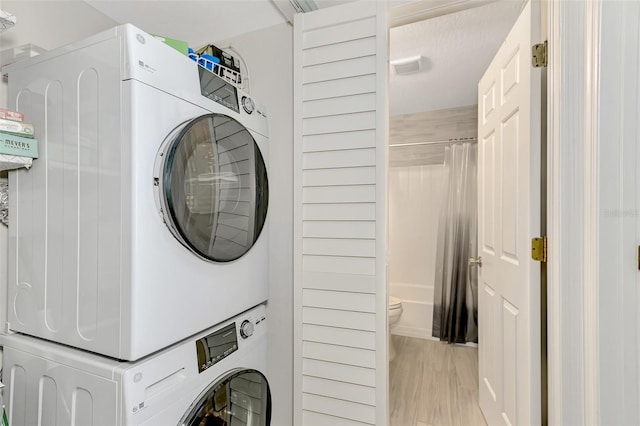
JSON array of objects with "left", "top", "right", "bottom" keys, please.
[{"left": 0, "top": 44, "right": 46, "bottom": 76}]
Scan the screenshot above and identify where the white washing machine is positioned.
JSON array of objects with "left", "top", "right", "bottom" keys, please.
[
  {"left": 1, "top": 305, "right": 270, "bottom": 426},
  {"left": 4, "top": 24, "right": 270, "bottom": 360}
]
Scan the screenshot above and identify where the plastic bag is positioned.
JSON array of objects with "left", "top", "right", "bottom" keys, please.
[{"left": 0, "top": 179, "right": 7, "bottom": 226}]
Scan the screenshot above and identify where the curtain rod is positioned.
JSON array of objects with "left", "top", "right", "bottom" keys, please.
[{"left": 389, "top": 137, "right": 478, "bottom": 148}]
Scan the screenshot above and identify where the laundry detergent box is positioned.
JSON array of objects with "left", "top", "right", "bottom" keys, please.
[{"left": 0, "top": 132, "right": 38, "bottom": 158}]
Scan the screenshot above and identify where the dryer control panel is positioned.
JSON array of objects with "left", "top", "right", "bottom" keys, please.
[{"left": 198, "top": 67, "right": 239, "bottom": 113}]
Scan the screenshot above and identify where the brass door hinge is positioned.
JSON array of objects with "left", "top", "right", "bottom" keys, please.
[
  {"left": 532, "top": 237, "right": 547, "bottom": 262},
  {"left": 532, "top": 40, "right": 548, "bottom": 68}
]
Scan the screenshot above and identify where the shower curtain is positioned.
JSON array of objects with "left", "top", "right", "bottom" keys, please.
[{"left": 432, "top": 142, "right": 478, "bottom": 344}]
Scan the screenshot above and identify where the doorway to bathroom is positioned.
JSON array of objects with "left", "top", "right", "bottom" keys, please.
[{"left": 386, "top": 2, "right": 523, "bottom": 424}]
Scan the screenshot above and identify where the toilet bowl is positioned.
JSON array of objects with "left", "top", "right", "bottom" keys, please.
[{"left": 388, "top": 296, "right": 403, "bottom": 362}]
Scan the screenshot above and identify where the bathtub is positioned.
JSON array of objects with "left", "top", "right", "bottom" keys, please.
[{"left": 389, "top": 281, "right": 439, "bottom": 341}]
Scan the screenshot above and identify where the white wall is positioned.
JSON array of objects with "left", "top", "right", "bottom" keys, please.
[
  {"left": 388, "top": 164, "right": 443, "bottom": 339},
  {"left": 0, "top": 1, "right": 117, "bottom": 108},
  {"left": 218, "top": 23, "right": 293, "bottom": 426}
]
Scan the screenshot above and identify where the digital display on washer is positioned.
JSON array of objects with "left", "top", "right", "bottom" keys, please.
[
  {"left": 198, "top": 67, "right": 240, "bottom": 113},
  {"left": 196, "top": 323, "right": 238, "bottom": 373}
]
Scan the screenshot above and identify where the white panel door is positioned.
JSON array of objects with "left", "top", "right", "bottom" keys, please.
[
  {"left": 293, "top": 1, "right": 388, "bottom": 425},
  {"left": 477, "top": 1, "right": 542, "bottom": 425}
]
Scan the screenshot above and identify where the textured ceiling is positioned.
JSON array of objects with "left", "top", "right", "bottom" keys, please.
[{"left": 389, "top": 0, "right": 524, "bottom": 116}]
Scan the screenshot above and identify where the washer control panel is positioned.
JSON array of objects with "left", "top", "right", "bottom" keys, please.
[
  {"left": 195, "top": 323, "right": 238, "bottom": 373},
  {"left": 194, "top": 305, "right": 267, "bottom": 374}
]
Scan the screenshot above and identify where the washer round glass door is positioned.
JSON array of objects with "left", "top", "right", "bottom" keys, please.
[
  {"left": 180, "top": 369, "right": 271, "bottom": 426},
  {"left": 158, "top": 114, "right": 268, "bottom": 262}
]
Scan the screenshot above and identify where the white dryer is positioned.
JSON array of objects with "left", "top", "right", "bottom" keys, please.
[
  {"left": 2, "top": 305, "right": 270, "bottom": 426},
  {"left": 4, "top": 24, "right": 269, "bottom": 360}
]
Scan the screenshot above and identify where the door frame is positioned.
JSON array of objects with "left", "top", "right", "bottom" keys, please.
[{"left": 546, "top": 0, "right": 601, "bottom": 424}]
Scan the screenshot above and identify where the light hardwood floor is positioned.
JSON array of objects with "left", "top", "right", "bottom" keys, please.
[{"left": 389, "top": 335, "right": 487, "bottom": 426}]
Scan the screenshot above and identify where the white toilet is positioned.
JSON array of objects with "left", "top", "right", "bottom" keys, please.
[{"left": 388, "top": 295, "right": 404, "bottom": 361}]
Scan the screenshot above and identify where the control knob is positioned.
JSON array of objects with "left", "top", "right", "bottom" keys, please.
[
  {"left": 242, "top": 96, "right": 255, "bottom": 114},
  {"left": 240, "top": 320, "right": 254, "bottom": 339}
]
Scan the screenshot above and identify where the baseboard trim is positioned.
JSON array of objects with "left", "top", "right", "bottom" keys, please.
[{"left": 391, "top": 325, "right": 437, "bottom": 341}]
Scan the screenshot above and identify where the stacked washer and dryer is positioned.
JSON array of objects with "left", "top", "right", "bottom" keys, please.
[{"left": 1, "top": 24, "right": 271, "bottom": 425}]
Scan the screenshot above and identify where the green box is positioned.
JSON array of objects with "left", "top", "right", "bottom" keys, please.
[
  {"left": 152, "top": 34, "right": 189, "bottom": 56},
  {"left": 0, "top": 132, "right": 38, "bottom": 158}
]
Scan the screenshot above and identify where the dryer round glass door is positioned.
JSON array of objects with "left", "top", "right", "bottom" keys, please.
[
  {"left": 180, "top": 369, "right": 271, "bottom": 426},
  {"left": 158, "top": 114, "right": 269, "bottom": 262}
]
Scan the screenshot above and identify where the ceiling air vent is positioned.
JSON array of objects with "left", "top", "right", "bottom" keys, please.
[{"left": 391, "top": 56, "right": 423, "bottom": 75}]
